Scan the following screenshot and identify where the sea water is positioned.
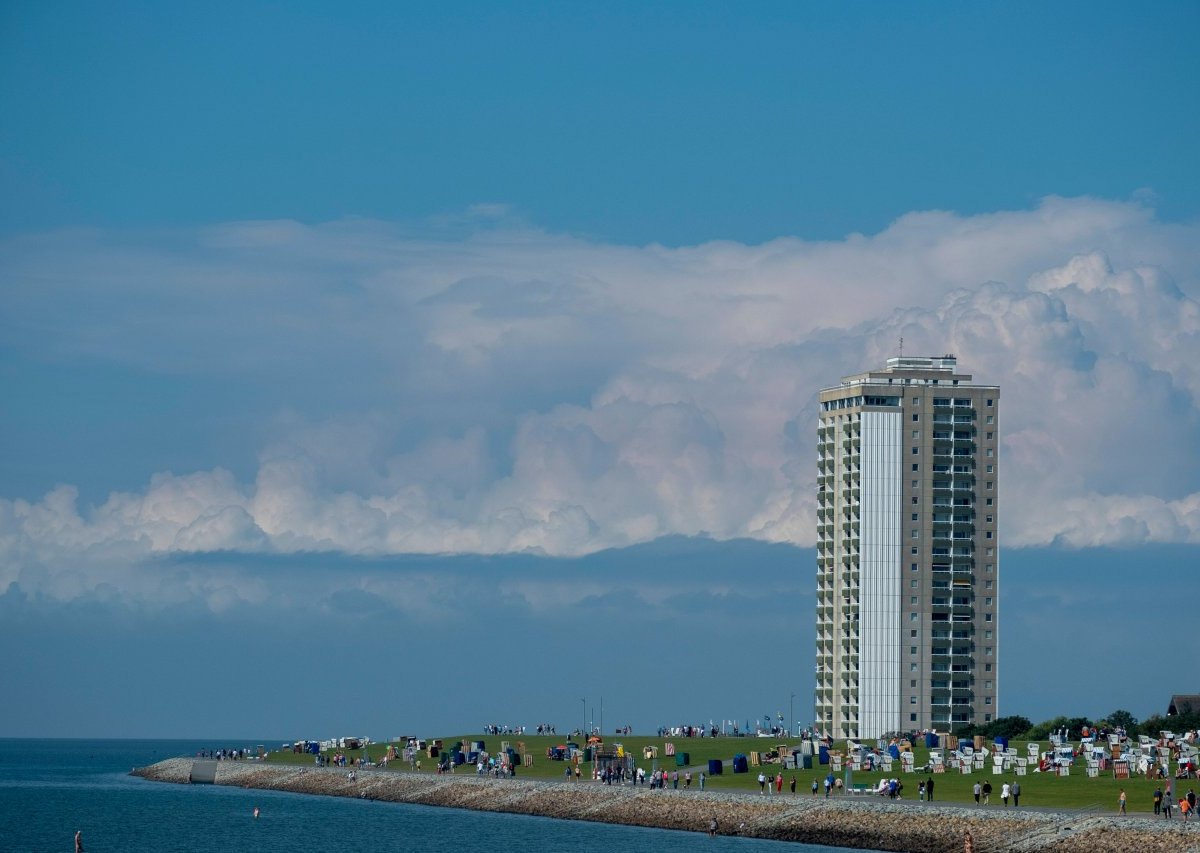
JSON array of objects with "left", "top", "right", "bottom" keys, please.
[{"left": 0, "top": 739, "right": 872, "bottom": 853}]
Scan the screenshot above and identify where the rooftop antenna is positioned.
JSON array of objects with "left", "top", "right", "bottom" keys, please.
[{"left": 899, "top": 336, "right": 904, "bottom": 358}]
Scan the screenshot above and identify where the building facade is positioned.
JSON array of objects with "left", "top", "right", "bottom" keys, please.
[{"left": 815, "top": 356, "right": 999, "bottom": 738}]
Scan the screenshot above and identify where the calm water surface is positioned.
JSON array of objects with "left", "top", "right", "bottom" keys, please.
[{"left": 0, "top": 739, "right": 880, "bottom": 853}]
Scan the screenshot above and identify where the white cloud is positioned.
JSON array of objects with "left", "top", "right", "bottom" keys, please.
[{"left": 2, "top": 196, "right": 1200, "bottom": 602}]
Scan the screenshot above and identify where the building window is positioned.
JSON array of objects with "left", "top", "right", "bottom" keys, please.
[
  {"left": 985, "top": 597, "right": 992, "bottom": 606},
  {"left": 986, "top": 498, "right": 993, "bottom": 506},
  {"left": 985, "top": 697, "right": 993, "bottom": 706},
  {"left": 912, "top": 413, "right": 919, "bottom": 421},
  {"left": 986, "top": 448, "right": 994, "bottom": 458},
  {"left": 910, "top": 596, "right": 918, "bottom": 605},
  {"left": 911, "top": 530, "right": 919, "bottom": 539},
  {"left": 986, "top": 531, "right": 993, "bottom": 539},
  {"left": 910, "top": 679, "right": 917, "bottom": 688},
  {"left": 986, "top": 563, "right": 994, "bottom": 572},
  {"left": 986, "top": 464, "right": 993, "bottom": 473},
  {"left": 910, "top": 613, "right": 918, "bottom": 622},
  {"left": 985, "top": 714, "right": 993, "bottom": 722},
  {"left": 985, "top": 630, "right": 993, "bottom": 639},
  {"left": 986, "top": 515, "right": 993, "bottom": 524},
  {"left": 910, "top": 630, "right": 917, "bottom": 638},
  {"left": 985, "top": 663, "right": 992, "bottom": 672},
  {"left": 985, "top": 613, "right": 993, "bottom": 622},
  {"left": 985, "top": 681, "right": 992, "bottom": 689},
  {"left": 986, "top": 415, "right": 994, "bottom": 424},
  {"left": 910, "top": 713, "right": 917, "bottom": 722},
  {"left": 986, "top": 481, "right": 993, "bottom": 490},
  {"left": 912, "top": 397, "right": 921, "bottom": 404},
  {"left": 911, "top": 663, "right": 918, "bottom": 671},
  {"left": 910, "top": 696, "right": 917, "bottom": 704},
  {"left": 912, "top": 464, "right": 919, "bottom": 471},
  {"left": 986, "top": 548, "right": 994, "bottom": 556},
  {"left": 912, "top": 430, "right": 921, "bottom": 439},
  {"left": 911, "top": 547, "right": 918, "bottom": 555},
  {"left": 985, "top": 580, "right": 993, "bottom": 589},
  {"left": 911, "top": 563, "right": 918, "bottom": 571},
  {"left": 912, "top": 480, "right": 919, "bottom": 488},
  {"left": 986, "top": 432, "right": 993, "bottom": 440},
  {"left": 986, "top": 647, "right": 993, "bottom": 656},
  {"left": 910, "top": 646, "right": 918, "bottom": 655},
  {"left": 986, "top": 399, "right": 993, "bottom": 407},
  {"left": 912, "top": 447, "right": 919, "bottom": 455}
]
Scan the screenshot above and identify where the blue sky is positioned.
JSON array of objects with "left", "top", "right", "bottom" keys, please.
[{"left": 2, "top": 1, "right": 1199, "bottom": 738}]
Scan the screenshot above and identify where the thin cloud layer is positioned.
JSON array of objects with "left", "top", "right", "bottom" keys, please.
[{"left": 2, "top": 196, "right": 1199, "bottom": 602}]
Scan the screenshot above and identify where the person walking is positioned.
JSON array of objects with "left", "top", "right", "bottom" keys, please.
[
  {"left": 758, "top": 771, "right": 766, "bottom": 794},
  {"left": 811, "top": 779, "right": 818, "bottom": 796},
  {"left": 926, "top": 777, "right": 934, "bottom": 802},
  {"left": 699, "top": 771, "right": 706, "bottom": 791},
  {"left": 973, "top": 781, "right": 981, "bottom": 804},
  {"left": 1011, "top": 781, "right": 1020, "bottom": 807},
  {"left": 1189, "top": 789, "right": 1197, "bottom": 816},
  {"left": 982, "top": 780, "right": 992, "bottom": 805},
  {"left": 775, "top": 772, "right": 783, "bottom": 794},
  {"left": 1154, "top": 786, "right": 1163, "bottom": 815},
  {"left": 1119, "top": 789, "right": 1127, "bottom": 815},
  {"left": 75, "top": 831, "right": 84, "bottom": 853},
  {"left": 1164, "top": 795, "right": 1174, "bottom": 819},
  {"left": 790, "top": 775, "right": 796, "bottom": 795},
  {"left": 1001, "top": 782, "right": 1010, "bottom": 806}
]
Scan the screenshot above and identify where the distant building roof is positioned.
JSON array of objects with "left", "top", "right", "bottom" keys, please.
[{"left": 1167, "top": 695, "right": 1200, "bottom": 716}]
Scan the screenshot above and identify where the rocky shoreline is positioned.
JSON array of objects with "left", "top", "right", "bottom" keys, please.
[{"left": 132, "top": 759, "right": 1198, "bottom": 852}]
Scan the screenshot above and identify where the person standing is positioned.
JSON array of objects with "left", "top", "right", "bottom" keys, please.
[
  {"left": 1164, "top": 795, "right": 1174, "bottom": 819},
  {"left": 973, "top": 781, "right": 981, "bottom": 804},
  {"left": 758, "top": 771, "right": 766, "bottom": 794},
  {"left": 1119, "top": 789, "right": 1127, "bottom": 815},
  {"left": 1011, "top": 781, "right": 1020, "bottom": 807},
  {"left": 982, "top": 780, "right": 992, "bottom": 805},
  {"left": 811, "top": 778, "right": 818, "bottom": 796},
  {"left": 775, "top": 772, "right": 783, "bottom": 794},
  {"left": 75, "top": 831, "right": 84, "bottom": 853},
  {"left": 1189, "top": 789, "right": 1197, "bottom": 816},
  {"left": 926, "top": 777, "right": 934, "bottom": 802},
  {"left": 1154, "top": 786, "right": 1163, "bottom": 815},
  {"left": 1001, "top": 782, "right": 1010, "bottom": 806},
  {"left": 708, "top": 817, "right": 718, "bottom": 837},
  {"left": 790, "top": 775, "right": 796, "bottom": 795},
  {"left": 699, "top": 771, "right": 705, "bottom": 791}
]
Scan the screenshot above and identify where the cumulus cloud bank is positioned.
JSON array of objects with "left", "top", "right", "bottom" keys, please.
[{"left": 2, "top": 196, "right": 1199, "bottom": 601}]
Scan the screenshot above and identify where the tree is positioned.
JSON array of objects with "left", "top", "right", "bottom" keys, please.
[
  {"left": 988, "top": 716, "right": 1033, "bottom": 740},
  {"left": 1105, "top": 709, "right": 1138, "bottom": 735}
]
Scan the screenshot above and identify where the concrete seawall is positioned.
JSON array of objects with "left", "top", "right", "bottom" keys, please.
[{"left": 132, "top": 760, "right": 1197, "bottom": 853}]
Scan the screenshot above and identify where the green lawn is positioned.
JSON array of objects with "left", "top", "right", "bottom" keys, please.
[{"left": 265, "top": 735, "right": 1187, "bottom": 813}]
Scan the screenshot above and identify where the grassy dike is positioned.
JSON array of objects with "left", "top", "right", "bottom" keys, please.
[
  {"left": 265, "top": 735, "right": 1189, "bottom": 813},
  {"left": 134, "top": 749, "right": 1200, "bottom": 853}
]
